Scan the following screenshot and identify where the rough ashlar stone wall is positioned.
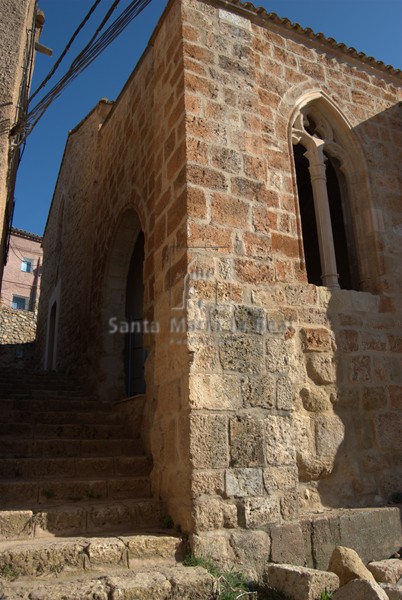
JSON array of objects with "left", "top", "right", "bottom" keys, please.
[
  {"left": 38, "top": 0, "right": 402, "bottom": 548},
  {"left": 180, "top": 0, "right": 402, "bottom": 540},
  {"left": 37, "top": 0, "right": 193, "bottom": 529}
]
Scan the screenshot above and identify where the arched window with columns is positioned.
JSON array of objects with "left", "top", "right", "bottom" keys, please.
[{"left": 290, "top": 92, "right": 376, "bottom": 292}]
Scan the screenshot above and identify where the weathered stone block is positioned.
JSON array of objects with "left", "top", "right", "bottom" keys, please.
[
  {"left": 310, "top": 514, "right": 342, "bottom": 571},
  {"left": 194, "top": 497, "right": 237, "bottom": 531},
  {"left": 225, "top": 468, "right": 264, "bottom": 498},
  {"left": 229, "top": 416, "right": 264, "bottom": 467},
  {"left": 229, "top": 530, "right": 271, "bottom": 576},
  {"left": 234, "top": 305, "right": 265, "bottom": 334},
  {"left": 270, "top": 523, "right": 306, "bottom": 566},
  {"left": 190, "top": 414, "right": 229, "bottom": 468},
  {"left": 301, "top": 327, "right": 332, "bottom": 352},
  {"left": 375, "top": 412, "right": 402, "bottom": 450},
  {"left": 87, "top": 538, "right": 125, "bottom": 565},
  {"left": 192, "top": 470, "right": 225, "bottom": 497},
  {"left": 328, "top": 545, "right": 376, "bottom": 586},
  {"left": 266, "top": 337, "right": 289, "bottom": 372},
  {"left": 333, "top": 578, "right": 388, "bottom": 600},
  {"left": 338, "top": 508, "right": 402, "bottom": 563},
  {"left": 268, "top": 563, "right": 339, "bottom": 600},
  {"left": 300, "top": 385, "right": 331, "bottom": 413},
  {"left": 306, "top": 353, "right": 336, "bottom": 385},
  {"left": 276, "top": 376, "right": 293, "bottom": 410},
  {"left": 219, "top": 335, "right": 265, "bottom": 373},
  {"left": 349, "top": 355, "right": 371, "bottom": 383},
  {"left": 189, "top": 373, "right": 242, "bottom": 410},
  {"left": 0, "top": 510, "right": 33, "bottom": 540},
  {"left": 367, "top": 559, "right": 402, "bottom": 584},
  {"left": 380, "top": 583, "right": 402, "bottom": 600},
  {"left": 263, "top": 465, "right": 298, "bottom": 493},
  {"left": 315, "top": 415, "right": 345, "bottom": 459},
  {"left": 263, "top": 415, "right": 295, "bottom": 466},
  {"left": 280, "top": 491, "right": 299, "bottom": 521},
  {"left": 240, "top": 496, "right": 281, "bottom": 529},
  {"left": 192, "top": 532, "right": 233, "bottom": 567},
  {"left": 241, "top": 374, "right": 276, "bottom": 409}
]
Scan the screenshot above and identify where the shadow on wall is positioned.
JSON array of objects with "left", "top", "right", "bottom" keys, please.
[{"left": 299, "top": 103, "right": 402, "bottom": 510}]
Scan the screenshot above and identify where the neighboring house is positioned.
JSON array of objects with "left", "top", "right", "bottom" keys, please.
[
  {"left": 0, "top": 0, "right": 44, "bottom": 287},
  {"left": 37, "top": 0, "right": 402, "bottom": 561},
  {"left": 1, "top": 227, "right": 43, "bottom": 312}
]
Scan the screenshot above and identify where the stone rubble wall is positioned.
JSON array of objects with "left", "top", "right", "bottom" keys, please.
[
  {"left": 0, "top": 305, "right": 37, "bottom": 344},
  {"left": 0, "top": 304, "right": 37, "bottom": 367}
]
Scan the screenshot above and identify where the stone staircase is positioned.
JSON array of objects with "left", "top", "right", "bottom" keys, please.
[
  {"left": 0, "top": 369, "right": 213, "bottom": 598},
  {"left": 0, "top": 369, "right": 161, "bottom": 539}
]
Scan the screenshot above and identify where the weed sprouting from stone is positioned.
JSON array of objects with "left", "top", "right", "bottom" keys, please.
[
  {"left": 0, "top": 564, "right": 19, "bottom": 581},
  {"left": 183, "top": 553, "right": 259, "bottom": 599},
  {"left": 320, "top": 589, "right": 333, "bottom": 600}
]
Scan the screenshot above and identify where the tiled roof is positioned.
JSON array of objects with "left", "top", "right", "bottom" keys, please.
[
  {"left": 11, "top": 227, "right": 42, "bottom": 242},
  {"left": 223, "top": 0, "right": 402, "bottom": 78}
]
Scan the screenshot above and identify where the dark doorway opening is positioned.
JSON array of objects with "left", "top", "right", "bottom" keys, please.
[{"left": 125, "top": 231, "right": 146, "bottom": 396}]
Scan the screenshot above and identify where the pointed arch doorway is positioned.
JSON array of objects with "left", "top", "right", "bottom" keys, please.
[
  {"left": 100, "top": 210, "right": 146, "bottom": 401},
  {"left": 125, "top": 231, "right": 146, "bottom": 396}
]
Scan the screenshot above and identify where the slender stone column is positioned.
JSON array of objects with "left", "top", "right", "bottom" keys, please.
[{"left": 304, "top": 140, "right": 340, "bottom": 290}]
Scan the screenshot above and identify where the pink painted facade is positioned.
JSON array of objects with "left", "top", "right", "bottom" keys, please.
[{"left": 1, "top": 228, "right": 43, "bottom": 312}]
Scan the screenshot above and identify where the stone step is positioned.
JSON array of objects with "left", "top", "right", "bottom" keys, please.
[
  {"left": 0, "top": 398, "right": 112, "bottom": 412},
  {"left": 0, "top": 409, "right": 124, "bottom": 425},
  {"left": 0, "top": 500, "right": 165, "bottom": 539},
  {"left": 0, "top": 476, "right": 152, "bottom": 508},
  {"left": 0, "top": 562, "right": 213, "bottom": 599},
  {"left": 0, "top": 533, "right": 186, "bottom": 577},
  {"left": 0, "top": 456, "right": 151, "bottom": 480},
  {"left": 0, "top": 402, "right": 123, "bottom": 425},
  {"left": 0, "top": 438, "right": 144, "bottom": 458},
  {"left": 0, "top": 422, "right": 131, "bottom": 439}
]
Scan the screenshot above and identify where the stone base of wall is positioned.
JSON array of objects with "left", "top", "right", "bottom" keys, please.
[
  {"left": 192, "top": 506, "right": 402, "bottom": 580},
  {"left": 0, "top": 305, "right": 37, "bottom": 368}
]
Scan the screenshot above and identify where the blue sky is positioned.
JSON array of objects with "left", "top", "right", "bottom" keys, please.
[{"left": 14, "top": 0, "right": 402, "bottom": 236}]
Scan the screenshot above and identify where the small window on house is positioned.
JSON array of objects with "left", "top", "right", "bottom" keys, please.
[
  {"left": 291, "top": 106, "right": 359, "bottom": 291},
  {"left": 12, "top": 295, "right": 28, "bottom": 310},
  {"left": 21, "top": 258, "right": 33, "bottom": 273}
]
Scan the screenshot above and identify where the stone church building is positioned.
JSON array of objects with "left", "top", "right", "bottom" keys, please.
[{"left": 37, "top": 0, "right": 402, "bottom": 563}]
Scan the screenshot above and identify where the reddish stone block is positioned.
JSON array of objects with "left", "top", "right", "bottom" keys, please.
[
  {"left": 184, "top": 93, "right": 203, "bottom": 116},
  {"left": 375, "top": 412, "right": 402, "bottom": 450},
  {"left": 187, "top": 137, "right": 208, "bottom": 165},
  {"left": 183, "top": 41, "right": 215, "bottom": 64},
  {"left": 252, "top": 206, "right": 277, "bottom": 233},
  {"left": 187, "top": 186, "right": 207, "bottom": 219},
  {"left": 243, "top": 232, "right": 272, "bottom": 259},
  {"left": 211, "top": 193, "right": 250, "bottom": 228},
  {"left": 388, "top": 335, "right": 402, "bottom": 353},
  {"left": 389, "top": 386, "right": 402, "bottom": 409},
  {"left": 338, "top": 330, "right": 359, "bottom": 353},
  {"left": 271, "top": 233, "right": 300, "bottom": 258},
  {"left": 301, "top": 328, "right": 332, "bottom": 353},
  {"left": 235, "top": 259, "right": 275, "bottom": 284},
  {"left": 187, "top": 164, "right": 228, "bottom": 191},
  {"left": 188, "top": 222, "right": 232, "bottom": 252}
]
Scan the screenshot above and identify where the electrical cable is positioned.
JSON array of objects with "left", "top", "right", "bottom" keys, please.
[
  {"left": 14, "top": 0, "right": 152, "bottom": 142},
  {"left": 30, "top": 0, "right": 105, "bottom": 102},
  {"left": 8, "top": 243, "right": 38, "bottom": 266}
]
